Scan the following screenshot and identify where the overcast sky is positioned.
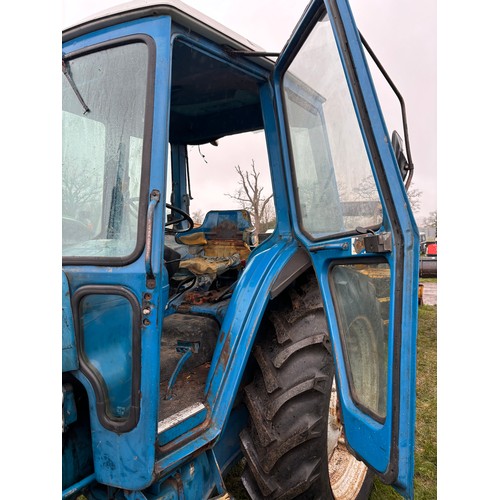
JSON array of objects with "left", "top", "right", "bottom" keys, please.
[{"left": 63, "top": 0, "right": 436, "bottom": 222}]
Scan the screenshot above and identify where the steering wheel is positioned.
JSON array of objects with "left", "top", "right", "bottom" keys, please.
[{"left": 165, "top": 203, "right": 194, "bottom": 234}]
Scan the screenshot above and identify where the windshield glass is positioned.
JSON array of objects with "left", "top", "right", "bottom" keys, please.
[{"left": 62, "top": 42, "right": 149, "bottom": 258}]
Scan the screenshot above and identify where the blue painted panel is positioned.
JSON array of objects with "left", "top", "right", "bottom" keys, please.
[
  {"left": 63, "top": 15, "right": 173, "bottom": 491},
  {"left": 214, "top": 403, "right": 248, "bottom": 474},
  {"left": 62, "top": 271, "right": 79, "bottom": 372},
  {"left": 80, "top": 294, "right": 134, "bottom": 418},
  {"left": 146, "top": 452, "right": 215, "bottom": 499}
]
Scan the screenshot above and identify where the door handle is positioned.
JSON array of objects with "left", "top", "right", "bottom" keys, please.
[{"left": 145, "top": 189, "right": 160, "bottom": 288}]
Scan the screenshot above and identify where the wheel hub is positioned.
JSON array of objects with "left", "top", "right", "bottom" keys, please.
[{"left": 327, "top": 378, "right": 368, "bottom": 500}]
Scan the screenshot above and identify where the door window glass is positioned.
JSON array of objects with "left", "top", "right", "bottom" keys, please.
[
  {"left": 330, "top": 263, "right": 389, "bottom": 419},
  {"left": 283, "top": 14, "right": 382, "bottom": 239}
]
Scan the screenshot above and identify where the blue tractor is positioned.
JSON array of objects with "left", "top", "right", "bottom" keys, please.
[{"left": 62, "top": 1, "right": 420, "bottom": 498}]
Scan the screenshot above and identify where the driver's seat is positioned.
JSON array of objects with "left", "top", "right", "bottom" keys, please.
[{"left": 173, "top": 209, "right": 255, "bottom": 283}]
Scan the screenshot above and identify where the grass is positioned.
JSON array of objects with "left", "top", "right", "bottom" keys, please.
[
  {"left": 370, "top": 305, "right": 437, "bottom": 500},
  {"left": 226, "top": 305, "right": 437, "bottom": 500},
  {"left": 419, "top": 277, "right": 437, "bottom": 284}
]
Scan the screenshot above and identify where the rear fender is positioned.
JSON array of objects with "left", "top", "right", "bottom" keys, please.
[{"left": 206, "top": 236, "right": 309, "bottom": 431}]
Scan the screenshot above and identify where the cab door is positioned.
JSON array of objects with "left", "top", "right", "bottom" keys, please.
[
  {"left": 273, "top": 0, "right": 419, "bottom": 495},
  {"left": 62, "top": 17, "right": 172, "bottom": 490}
]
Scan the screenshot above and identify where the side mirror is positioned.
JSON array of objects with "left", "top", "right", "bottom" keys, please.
[{"left": 391, "top": 130, "right": 410, "bottom": 184}]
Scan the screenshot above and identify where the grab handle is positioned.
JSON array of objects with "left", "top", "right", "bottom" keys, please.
[{"left": 145, "top": 189, "right": 160, "bottom": 288}]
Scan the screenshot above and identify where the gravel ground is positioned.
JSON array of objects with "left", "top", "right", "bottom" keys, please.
[{"left": 421, "top": 282, "right": 436, "bottom": 306}]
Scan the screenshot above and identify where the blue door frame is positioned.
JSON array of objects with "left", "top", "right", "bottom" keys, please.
[{"left": 272, "top": 0, "right": 419, "bottom": 496}]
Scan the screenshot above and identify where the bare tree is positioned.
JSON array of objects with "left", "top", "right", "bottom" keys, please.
[
  {"left": 354, "top": 175, "right": 422, "bottom": 214},
  {"left": 191, "top": 209, "right": 205, "bottom": 226},
  {"left": 62, "top": 161, "right": 102, "bottom": 221},
  {"left": 406, "top": 187, "right": 423, "bottom": 214},
  {"left": 225, "top": 160, "right": 274, "bottom": 235},
  {"left": 260, "top": 201, "right": 276, "bottom": 232},
  {"left": 424, "top": 210, "right": 437, "bottom": 237}
]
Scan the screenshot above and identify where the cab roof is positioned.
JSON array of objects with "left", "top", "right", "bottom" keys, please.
[
  {"left": 63, "top": 1, "right": 280, "bottom": 144},
  {"left": 63, "top": 0, "right": 266, "bottom": 55}
]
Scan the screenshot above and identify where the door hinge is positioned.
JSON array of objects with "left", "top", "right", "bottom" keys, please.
[{"left": 356, "top": 228, "right": 392, "bottom": 253}]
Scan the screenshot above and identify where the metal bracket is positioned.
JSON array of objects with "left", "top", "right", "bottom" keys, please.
[
  {"left": 164, "top": 341, "right": 200, "bottom": 400},
  {"left": 363, "top": 232, "right": 392, "bottom": 253},
  {"left": 207, "top": 448, "right": 232, "bottom": 499},
  {"left": 356, "top": 227, "right": 392, "bottom": 253}
]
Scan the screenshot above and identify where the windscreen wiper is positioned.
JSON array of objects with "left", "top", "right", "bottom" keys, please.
[{"left": 62, "top": 58, "right": 90, "bottom": 115}]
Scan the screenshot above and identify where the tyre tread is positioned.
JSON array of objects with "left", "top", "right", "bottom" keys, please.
[{"left": 240, "top": 270, "right": 374, "bottom": 500}]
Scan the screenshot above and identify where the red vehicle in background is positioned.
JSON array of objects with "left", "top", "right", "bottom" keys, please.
[
  {"left": 426, "top": 242, "right": 437, "bottom": 257},
  {"left": 420, "top": 240, "right": 437, "bottom": 277}
]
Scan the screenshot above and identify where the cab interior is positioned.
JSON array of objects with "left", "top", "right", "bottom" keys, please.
[{"left": 157, "top": 37, "right": 274, "bottom": 434}]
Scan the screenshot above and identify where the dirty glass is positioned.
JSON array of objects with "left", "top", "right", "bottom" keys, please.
[
  {"left": 330, "top": 263, "right": 389, "bottom": 419},
  {"left": 62, "top": 43, "right": 148, "bottom": 257},
  {"left": 283, "top": 14, "right": 383, "bottom": 239}
]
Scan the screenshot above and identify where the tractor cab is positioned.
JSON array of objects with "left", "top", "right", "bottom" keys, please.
[{"left": 62, "top": 1, "right": 420, "bottom": 498}]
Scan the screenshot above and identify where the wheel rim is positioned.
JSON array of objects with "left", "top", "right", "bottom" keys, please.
[
  {"left": 327, "top": 376, "right": 368, "bottom": 500},
  {"left": 346, "top": 315, "right": 381, "bottom": 414},
  {"left": 327, "top": 313, "right": 380, "bottom": 498}
]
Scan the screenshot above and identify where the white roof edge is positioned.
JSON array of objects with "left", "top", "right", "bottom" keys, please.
[{"left": 63, "top": 0, "right": 266, "bottom": 53}]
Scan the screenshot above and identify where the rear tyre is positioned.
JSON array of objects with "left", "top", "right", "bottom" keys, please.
[{"left": 240, "top": 271, "right": 374, "bottom": 499}]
